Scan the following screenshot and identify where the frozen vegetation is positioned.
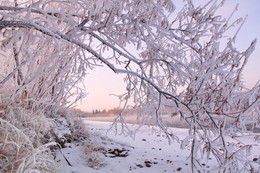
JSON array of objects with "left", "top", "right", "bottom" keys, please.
[{"left": 0, "top": 0, "right": 259, "bottom": 172}]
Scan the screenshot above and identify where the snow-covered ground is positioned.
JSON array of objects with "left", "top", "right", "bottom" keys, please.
[{"left": 56, "top": 120, "right": 260, "bottom": 173}]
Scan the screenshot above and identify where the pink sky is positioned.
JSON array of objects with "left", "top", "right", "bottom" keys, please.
[{"left": 76, "top": 0, "right": 260, "bottom": 112}]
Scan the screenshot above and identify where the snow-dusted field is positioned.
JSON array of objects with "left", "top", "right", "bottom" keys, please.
[{"left": 56, "top": 120, "right": 260, "bottom": 173}]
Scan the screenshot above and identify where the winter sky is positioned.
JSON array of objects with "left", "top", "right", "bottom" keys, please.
[{"left": 76, "top": 0, "right": 260, "bottom": 112}]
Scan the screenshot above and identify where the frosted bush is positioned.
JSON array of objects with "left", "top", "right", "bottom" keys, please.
[{"left": 0, "top": 118, "right": 57, "bottom": 173}]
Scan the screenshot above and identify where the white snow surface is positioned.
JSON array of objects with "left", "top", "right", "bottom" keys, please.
[{"left": 56, "top": 120, "right": 260, "bottom": 173}]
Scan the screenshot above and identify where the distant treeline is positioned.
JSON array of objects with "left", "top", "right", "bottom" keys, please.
[{"left": 70, "top": 107, "right": 122, "bottom": 117}]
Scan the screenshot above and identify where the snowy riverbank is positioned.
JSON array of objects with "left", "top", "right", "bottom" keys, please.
[{"left": 56, "top": 120, "right": 260, "bottom": 173}]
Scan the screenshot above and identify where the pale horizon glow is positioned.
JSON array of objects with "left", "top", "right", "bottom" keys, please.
[{"left": 76, "top": 0, "right": 260, "bottom": 112}]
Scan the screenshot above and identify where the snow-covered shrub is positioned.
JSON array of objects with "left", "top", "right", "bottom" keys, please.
[
  {"left": 86, "top": 152, "right": 106, "bottom": 170},
  {"left": 0, "top": 86, "right": 88, "bottom": 172},
  {"left": 84, "top": 138, "right": 106, "bottom": 170},
  {"left": 0, "top": 89, "right": 57, "bottom": 172},
  {"left": 0, "top": 99, "right": 91, "bottom": 173},
  {"left": 47, "top": 107, "right": 90, "bottom": 148},
  {"left": 0, "top": 118, "right": 57, "bottom": 173},
  {"left": 65, "top": 110, "right": 90, "bottom": 142}
]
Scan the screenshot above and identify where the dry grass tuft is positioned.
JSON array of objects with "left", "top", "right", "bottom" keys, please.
[
  {"left": 86, "top": 152, "right": 106, "bottom": 170},
  {"left": 84, "top": 139, "right": 106, "bottom": 170},
  {"left": 0, "top": 118, "right": 57, "bottom": 173}
]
